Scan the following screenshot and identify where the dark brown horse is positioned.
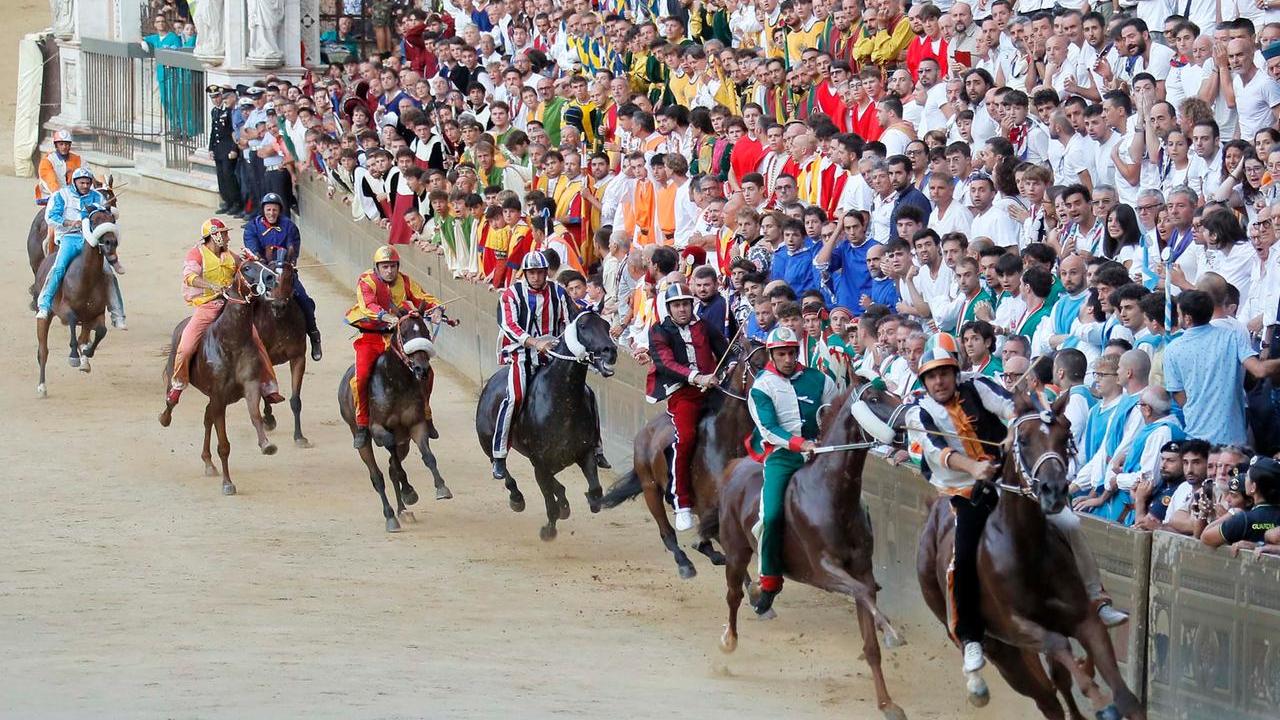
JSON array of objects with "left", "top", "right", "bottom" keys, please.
[
  {"left": 32, "top": 206, "right": 120, "bottom": 397},
  {"left": 600, "top": 342, "right": 767, "bottom": 578},
  {"left": 29, "top": 176, "right": 117, "bottom": 277},
  {"left": 338, "top": 308, "right": 452, "bottom": 532},
  {"left": 159, "top": 266, "right": 278, "bottom": 496},
  {"left": 715, "top": 382, "right": 907, "bottom": 720},
  {"left": 245, "top": 253, "right": 312, "bottom": 448},
  {"left": 916, "top": 392, "right": 1143, "bottom": 720}
]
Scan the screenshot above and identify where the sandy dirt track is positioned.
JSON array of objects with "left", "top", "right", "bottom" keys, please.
[{"left": 0, "top": 176, "right": 1036, "bottom": 719}]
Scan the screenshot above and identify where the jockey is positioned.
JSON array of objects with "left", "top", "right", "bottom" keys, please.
[
  {"left": 36, "top": 166, "right": 124, "bottom": 326},
  {"left": 646, "top": 282, "right": 729, "bottom": 532},
  {"left": 243, "top": 192, "right": 323, "bottom": 360},
  {"left": 747, "top": 326, "right": 838, "bottom": 616},
  {"left": 344, "top": 245, "right": 441, "bottom": 449},
  {"left": 36, "top": 129, "right": 82, "bottom": 205},
  {"left": 161, "top": 218, "right": 283, "bottom": 416},
  {"left": 901, "top": 347, "right": 1013, "bottom": 676},
  {"left": 491, "top": 250, "right": 573, "bottom": 480}
]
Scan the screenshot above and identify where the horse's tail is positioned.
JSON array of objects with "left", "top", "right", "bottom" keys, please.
[{"left": 600, "top": 469, "right": 643, "bottom": 509}]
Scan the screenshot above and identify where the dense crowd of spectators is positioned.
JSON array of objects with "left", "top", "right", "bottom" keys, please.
[{"left": 204, "top": 0, "right": 1280, "bottom": 551}]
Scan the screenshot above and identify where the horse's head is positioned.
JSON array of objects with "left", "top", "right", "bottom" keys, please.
[
  {"left": 83, "top": 206, "right": 120, "bottom": 266},
  {"left": 723, "top": 340, "right": 768, "bottom": 396},
  {"left": 243, "top": 248, "right": 295, "bottom": 303},
  {"left": 847, "top": 379, "right": 906, "bottom": 445},
  {"left": 94, "top": 174, "right": 118, "bottom": 208},
  {"left": 563, "top": 308, "right": 617, "bottom": 377},
  {"left": 393, "top": 308, "right": 436, "bottom": 381},
  {"left": 1007, "top": 390, "right": 1075, "bottom": 514}
]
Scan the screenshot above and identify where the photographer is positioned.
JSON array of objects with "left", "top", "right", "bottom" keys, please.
[{"left": 1200, "top": 457, "right": 1280, "bottom": 549}]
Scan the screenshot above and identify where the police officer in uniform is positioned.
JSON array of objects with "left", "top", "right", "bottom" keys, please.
[{"left": 208, "top": 86, "right": 242, "bottom": 216}]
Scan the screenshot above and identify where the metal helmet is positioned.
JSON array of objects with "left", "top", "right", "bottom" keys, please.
[
  {"left": 924, "top": 331, "right": 960, "bottom": 356},
  {"left": 373, "top": 245, "right": 401, "bottom": 264},
  {"left": 660, "top": 282, "right": 695, "bottom": 311},
  {"left": 201, "top": 217, "right": 229, "bottom": 238},
  {"left": 52, "top": 129, "right": 73, "bottom": 144},
  {"left": 917, "top": 347, "right": 961, "bottom": 377},
  {"left": 261, "top": 192, "right": 284, "bottom": 208},
  {"left": 71, "top": 167, "right": 95, "bottom": 183},
  {"left": 520, "top": 251, "right": 549, "bottom": 272},
  {"left": 765, "top": 326, "right": 801, "bottom": 350}
]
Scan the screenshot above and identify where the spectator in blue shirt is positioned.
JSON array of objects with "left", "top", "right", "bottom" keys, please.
[
  {"left": 769, "top": 218, "right": 822, "bottom": 296},
  {"left": 816, "top": 209, "right": 878, "bottom": 315},
  {"left": 745, "top": 294, "right": 777, "bottom": 342},
  {"left": 887, "top": 154, "right": 931, "bottom": 241},
  {"left": 866, "top": 240, "right": 901, "bottom": 309},
  {"left": 1165, "top": 290, "right": 1280, "bottom": 446}
]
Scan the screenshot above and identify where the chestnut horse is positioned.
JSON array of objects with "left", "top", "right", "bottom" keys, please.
[
  {"left": 916, "top": 392, "right": 1144, "bottom": 720},
  {"left": 29, "top": 176, "right": 117, "bottom": 277},
  {"left": 600, "top": 342, "right": 768, "bottom": 579},
  {"left": 245, "top": 251, "right": 313, "bottom": 448},
  {"left": 159, "top": 264, "right": 278, "bottom": 496},
  {"left": 716, "top": 381, "right": 907, "bottom": 720},
  {"left": 32, "top": 205, "right": 120, "bottom": 397},
  {"left": 337, "top": 308, "right": 452, "bottom": 532}
]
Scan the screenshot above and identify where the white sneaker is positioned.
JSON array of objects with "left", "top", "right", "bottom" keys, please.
[
  {"left": 674, "top": 509, "right": 695, "bottom": 532},
  {"left": 963, "top": 641, "right": 986, "bottom": 673},
  {"left": 35, "top": 308, "right": 49, "bottom": 320}
]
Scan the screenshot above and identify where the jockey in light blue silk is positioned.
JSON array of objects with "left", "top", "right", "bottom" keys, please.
[{"left": 36, "top": 168, "right": 125, "bottom": 326}]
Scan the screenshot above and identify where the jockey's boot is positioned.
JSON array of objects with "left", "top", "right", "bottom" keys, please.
[
  {"left": 594, "top": 446, "right": 611, "bottom": 469},
  {"left": 1097, "top": 602, "right": 1129, "bottom": 628},
  {"left": 309, "top": 331, "right": 323, "bottom": 361},
  {"left": 352, "top": 426, "right": 370, "bottom": 449},
  {"left": 963, "top": 642, "right": 986, "bottom": 673},
  {"left": 492, "top": 457, "right": 508, "bottom": 479},
  {"left": 159, "top": 387, "right": 183, "bottom": 427},
  {"left": 754, "top": 575, "right": 783, "bottom": 617}
]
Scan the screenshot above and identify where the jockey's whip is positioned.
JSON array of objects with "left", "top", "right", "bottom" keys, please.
[
  {"left": 701, "top": 324, "right": 744, "bottom": 393},
  {"left": 803, "top": 441, "right": 877, "bottom": 459}
]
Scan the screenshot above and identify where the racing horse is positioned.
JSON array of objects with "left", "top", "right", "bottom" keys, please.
[
  {"left": 28, "top": 175, "right": 118, "bottom": 277},
  {"left": 600, "top": 341, "right": 768, "bottom": 579},
  {"left": 159, "top": 263, "right": 278, "bottom": 496},
  {"left": 715, "top": 381, "right": 908, "bottom": 720},
  {"left": 474, "top": 308, "right": 618, "bottom": 541},
  {"left": 245, "top": 251, "right": 313, "bottom": 448},
  {"left": 337, "top": 307, "right": 453, "bottom": 533},
  {"left": 916, "top": 391, "right": 1144, "bottom": 720},
  {"left": 31, "top": 205, "right": 120, "bottom": 397}
]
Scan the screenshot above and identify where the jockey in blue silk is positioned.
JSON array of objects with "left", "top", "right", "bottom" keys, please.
[
  {"left": 36, "top": 168, "right": 125, "bottom": 325},
  {"left": 242, "top": 192, "right": 323, "bottom": 360},
  {"left": 746, "top": 326, "right": 838, "bottom": 616}
]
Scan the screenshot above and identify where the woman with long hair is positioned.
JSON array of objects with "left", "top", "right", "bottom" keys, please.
[
  {"left": 1105, "top": 204, "right": 1159, "bottom": 288},
  {"left": 1160, "top": 129, "right": 1208, "bottom": 198},
  {"left": 1213, "top": 145, "right": 1266, "bottom": 223}
]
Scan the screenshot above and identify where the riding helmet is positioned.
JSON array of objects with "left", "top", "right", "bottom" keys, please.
[
  {"left": 373, "top": 245, "right": 401, "bottom": 264},
  {"left": 660, "top": 282, "right": 695, "bottom": 311},
  {"left": 261, "top": 192, "right": 285, "bottom": 208},
  {"left": 765, "top": 326, "right": 801, "bottom": 350},
  {"left": 917, "top": 347, "right": 960, "bottom": 377},
  {"left": 72, "top": 167, "right": 95, "bottom": 183},
  {"left": 520, "top": 251, "right": 549, "bottom": 271},
  {"left": 52, "top": 129, "right": 73, "bottom": 143},
  {"left": 201, "top": 217, "right": 229, "bottom": 238}
]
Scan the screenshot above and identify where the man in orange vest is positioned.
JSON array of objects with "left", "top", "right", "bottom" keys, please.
[{"left": 36, "top": 130, "right": 83, "bottom": 205}]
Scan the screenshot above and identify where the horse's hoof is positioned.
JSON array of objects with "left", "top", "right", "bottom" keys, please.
[
  {"left": 881, "top": 704, "right": 908, "bottom": 720},
  {"left": 509, "top": 495, "right": 525, "bottom": 512},
  {"left": 386, "top": 516, "right": 402, "bottom": 533},
  {"left": 398, "top": 511, "right": 416, "bottom": 524},
  {"left": 746, "top": 583, "right": 762, "bottom": 607},
  {"left": 294, "top": 437, "right": 312, "bottom": 449},
  {"left": 204, "top": 464, "right": 218, "bottom": 477},
  {"left": 882, "top": 627, "right": 906, "bottom": 649},
  {"left": 707, "top": 550, "right": 726, "bottom": 566},
  {"left": 67, "top": 356, "right": 79, "bottom": 368},
  {"left": 260, "top": 442, "right": 277, "bottom": 456},
  {"left": 966, "top": 674, "right": 990, "bottom": 708},
  {"left": 402, "top": 487, "right": 420, "bottom": 506},
  {"left": 435, "top": 485, "right": 453, "bottom": 500},
  {"left": 719, "top": 627, "right": 737, "bottom": 654},
  {"left": 677, "top": 563, "right": 697, "bottom": 580},
  {"left": 539, "top": 525, "right": 557, "bottom": 542},
  {"left": 262, "top": 414, "right": 277, "bottom": 431},
  {"left": 586, "top": 488, "right": 603, "bottom": 514},
  {"left": 78, "top": 359, "right": 91, "bottom": 373},
  {"left": 558, "top": 497, "right": 571, "bottom": 520},
  {"left": 222, "top": 481, "right": 236, "bottom": 496},
  {"left": 1095, "top": 705, "right": 1121, "bottom": 720},
  {"left": 36, "top": 384, "right": 46, "bottom": 398},
  {"left": 755, "top": 608, "right": 777, "bottom": 621}
]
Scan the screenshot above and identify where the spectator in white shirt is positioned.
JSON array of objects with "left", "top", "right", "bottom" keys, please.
[
  {"left": 969, "top": 172, "right": 1022, "bottom": 248},
  {"left": 1051, "top": 106, "right": 1094, "bottom": 190},
  {"left": 1084, "top": 105, "right": 1123, "bottom": 189},
  {"left": 1227, "top": 38, "right": 1280, "bottom": 142},
  {"left": 928, "top": 172, "right": 973, "bottom": 237}
]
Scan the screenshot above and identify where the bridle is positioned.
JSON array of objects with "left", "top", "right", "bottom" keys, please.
[
  {"left": 390, "top": 310, "right": 435, "bottom": 369},
  {"left": 997, "top": 410, "right": 1072, "bottom": 499},
  {"left": 544, "top": 310, "right": 611, "bottom": 372},
  {"left": 714, "top": 344, "right": 766, "bottom": 402}
]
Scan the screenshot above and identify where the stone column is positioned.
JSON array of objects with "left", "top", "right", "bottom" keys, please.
[{"left": 300, "top": 0, "right": 319, "bottom": 68}]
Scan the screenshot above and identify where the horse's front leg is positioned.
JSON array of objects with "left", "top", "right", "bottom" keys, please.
[
  {"left": 66, "top": 311, "right": 81, "bottom": 369},
  {"left": 74, "top": 322, "right": 94, "bottom": 372},
  {"left": 577, "top": 449, "right": 603, "bottom": 513},
  {"left": 385, "top": 442, "right": 413, "bottom": 523},
  {"left": 1074, "top": 615, "right": 1144, "bottom": 720},
  {"left": 243, "top": 383, "right": 277, "bottom": 455},
  {"left": 289, "top": 356, "right": 310, "bottom": 447},
  {"left": 36, "top": 315, "right": 51, "bottom": 397},
  {"left": 533, "top": 467, "right": 560, "bottom": 541},
  {"left": 414, "top": 423, "right": 450, "bottom": 500}
]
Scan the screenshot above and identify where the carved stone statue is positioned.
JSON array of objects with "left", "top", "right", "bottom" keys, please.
[
  {"left": 247, "top": 0, "right": 286, "bottom": 68},
  {"left": 192, "top": 0, "right": 225, "bottom": 64},
  {"left": 49, "top": 0, "right": 75, "bottom": 39}
]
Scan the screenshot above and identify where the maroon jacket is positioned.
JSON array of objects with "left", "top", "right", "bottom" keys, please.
[{"left": 646, "top": 317, "right": 728, "bottom": 402}]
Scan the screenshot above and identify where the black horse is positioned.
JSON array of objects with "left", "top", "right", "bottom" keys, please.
[
  {"left": 338, "top": 308, "right": 452, "bottom": 532},
  {"left": 475, "top": 308, "right": 618, "bottom": 541}
]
